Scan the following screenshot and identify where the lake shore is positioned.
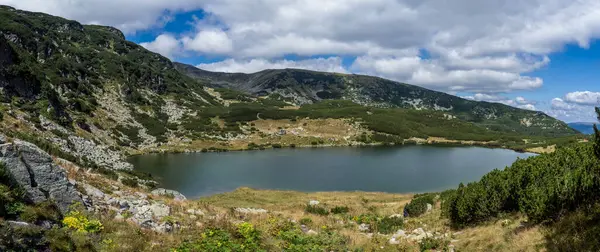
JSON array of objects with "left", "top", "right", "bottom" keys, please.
[{"left": 128, "top": 135, "right": 547, "bottom": 157}]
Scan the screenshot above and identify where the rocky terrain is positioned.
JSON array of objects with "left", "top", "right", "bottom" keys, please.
[{"left": 0, "top": 5, "right": 594, "bottom": 251}]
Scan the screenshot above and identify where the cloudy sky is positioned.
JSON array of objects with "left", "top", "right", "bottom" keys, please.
[{"left": 2, "top": 0, "right": 599, "bottom": 122}]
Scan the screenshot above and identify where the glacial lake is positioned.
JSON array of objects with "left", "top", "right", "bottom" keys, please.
[{"left": 130, "top": 145, "right": 536, "bottom": 199}]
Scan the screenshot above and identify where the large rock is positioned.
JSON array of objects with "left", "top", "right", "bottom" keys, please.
[
  {"left": 0, "top": 140, "right": 82, "bottom": 214},
  {"left": 151, "top": 188, "right": 187, "bottom": 201}
]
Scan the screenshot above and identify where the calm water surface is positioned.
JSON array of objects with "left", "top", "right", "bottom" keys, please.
[{"left": 130, "top": 146, "right": 536, "bottom": 198}]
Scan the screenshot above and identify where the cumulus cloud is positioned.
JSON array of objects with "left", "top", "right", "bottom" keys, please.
[
  {"left": 564, "top": 91, "right": 600, "bottom": 105},
  {"left": 4, "top": 0, "right": 600, "bottom": 94},
  {"left": 546, "top": 96, "right": 598, "bottom": 122},
  {"left": 182, "top": 29, "right": 234, "bottom": 54},
  {"left": 351, "top": 56, "right": 544, "bottom": 93},
  {"left": 196, "top": 57, "right": 348, "bottom": 74},
  {"left": 0, "top": 0, "right": 205, "bottom": 33},
  {"left": 139, "top": 34, "right": 182, "bottom": 59}
]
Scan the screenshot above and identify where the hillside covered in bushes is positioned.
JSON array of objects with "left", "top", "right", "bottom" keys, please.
[{"left": 439, "top": 107, "right": 600, "bottom": 251}]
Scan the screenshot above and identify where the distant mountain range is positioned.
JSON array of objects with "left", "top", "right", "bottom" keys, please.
[
  {"left": 175, "top": 62, "right": 577, "bottom": 137},
  {"left": 568, "top": 122, "right": 596, "bottom": 134}
]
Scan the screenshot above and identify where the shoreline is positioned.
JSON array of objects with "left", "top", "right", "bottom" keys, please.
[{"left": 127, "top": 138, "right": 544, "bottom": 158}]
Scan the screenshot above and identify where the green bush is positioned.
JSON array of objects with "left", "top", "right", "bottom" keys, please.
[
  {"left": 174, "top": 226, "right": 264, "bottom": 252},
  {"left": 405, "top": 194, "right": 435, "bottom": 218},
  {"left": 271, "top": 144, "right": 282, "bottom": 149},
  {"left": 444, "top": 143, "right": 600, "bottom": 227},
  {"left": 305, "top": 205, "right": 329, "bottom": 216},
  {"left": 275, "top": 224, "right": 349, "bottom": 251},
  {"left": 95, "top": 168, "right": 118, "bottom": 181},
  {"left": 330, "top": 206, "right": 349, "bottom": 214},
  {"left": 376, "top": 216, "right": 404, "bottom": 234},
  {"left": 20, "top": 201, "right": 61, "bottom": 223},
  {"left": 121, "top": 178, "right": 138, "bottom": 188},
  {"left": 419, "top": 236, "right": 449, "bottom": 251},
  {"left": 299, "top": 218, "right": 312, "bottom": 226}
]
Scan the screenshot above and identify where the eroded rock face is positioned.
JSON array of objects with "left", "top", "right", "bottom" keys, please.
[{"left": 0, "top": 140, "right": 82, "bottom": 214}]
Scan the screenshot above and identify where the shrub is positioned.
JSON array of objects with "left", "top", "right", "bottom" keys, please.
[
  {"left": 404, "top": 194, "right": 435, "bottom": 218},
  {"left": 419, "top": 236, "right": 449, "bottom": 251},
  {"left": 352, "top": 213, "right": 378, "bottom": 224},
  {"left": 62, "top": 210, "right": 103, "bottom": 233},
  {"left": 121, "top": 178, "right": 138, "bottom": 188},
  {"left": 20, "top": 201, "right": 61, "bottom": 223},
  {"left": 330, "top": 206, "right": 350, "bottom": 214},
  {"left": 299, "top": 218, "right": 312, "bottom": 226},
  {"left": 174, "top": 227, "right": 262, "bottom": 252},
  {"left": 271, "top": 144, "right": 282, "bottom": 149},
  {"left": 376, "top": 216, "right": 404, "bottom": 234},
  {"left": 95, "top": 168, "right": 118, "bottom": 181},
  {"left": 305, "top": 205, "right": 329, "bottom": 216},
  {"left": 444, "top": 143, "right": 600, "bottom": 227},
  {"left": 236, "top": 222, "right": 262, "bottom": 251},
  {"left": 276, "top": 225, "right": 349, "bottom": 251}
]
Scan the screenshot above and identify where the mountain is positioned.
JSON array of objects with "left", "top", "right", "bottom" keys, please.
[
  {"left": 568, "top": 122, "right": 596, "bottom": 134},
  {"left": 176, "top": 63, "right": 577, "bottom": 137},
  {"left": 0, "top": 5, "right": 581, "bottom": 172}
]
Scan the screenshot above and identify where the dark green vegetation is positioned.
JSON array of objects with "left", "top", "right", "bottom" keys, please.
[
  {"left": 441, "top": 107, "right": 600, "bottom": 251},
  {"left": 404, "top": 193, "right": 436, "bottom": 218},
  {"left": 189, "top": 99, "right": 581, "bottom": 149},
  {"left": 443, "top": 143, "right": 599, "bottom": 226},
  {"left": 175, "top": 221, "right": 349, "bottom": 252},
  {"left": 177, "top": 62, "right": 577, "bottom": 137}
]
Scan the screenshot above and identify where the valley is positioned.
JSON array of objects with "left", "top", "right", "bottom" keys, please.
[{"left": 0, "top": 5, "right": 598, "bottom": 252}]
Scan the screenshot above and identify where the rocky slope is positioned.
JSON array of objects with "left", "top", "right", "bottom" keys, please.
[{"left": 176, "top": 62, "right": 577, "bottom": 137}]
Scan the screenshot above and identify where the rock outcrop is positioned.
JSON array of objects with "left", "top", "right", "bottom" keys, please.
[
  {"left": 151, "top": 188, "right": 187, "bottom": 201},
  {"left": 0, "top": 140, "right": 82, "bottom": 214}
]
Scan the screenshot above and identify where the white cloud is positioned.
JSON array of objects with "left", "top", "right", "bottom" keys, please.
[
  {"left": 196, "top": 57, "right": 347, "bottom": 74},
  {"left": 564, "top": 91, "right": 600, "bottom": 105},
  {"left": 545, "top": 92, "right": 600, "bottom": 122},
  {"left": 4, "top": 0, "right": 600, "bottom": 94},
  {"left": 518, "top": 104, "right": 537, "bottom": 111},
  {"left": 351, "top": 56, "right": 543, "bottom": 93},
  {"left": 551, "top": 98, "right": 576, "bottom": 110},
  {"left": 0, "top": 0, "right": 205, "bottom": 33},
  {"left": 547, "top": 97, "right": 597, "bottom": 122},
  {"left": 139, "top": 34, "right": 182, "bottom": 59},
  {"left": 182, "top": 29, "right": 233, "bottom": 54}
]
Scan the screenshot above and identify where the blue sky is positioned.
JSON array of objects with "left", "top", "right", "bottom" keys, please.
[{"left": 3, "top": 0, "right": 600, "bottom": 122}]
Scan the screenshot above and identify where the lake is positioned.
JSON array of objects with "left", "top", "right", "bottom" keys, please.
[{"left": 130, "top": 145, "right": 536, "bottom": 198}]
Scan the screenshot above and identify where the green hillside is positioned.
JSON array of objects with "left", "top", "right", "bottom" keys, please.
[{"left": 176, "top": 63, "right": 578, "bottom": 137}]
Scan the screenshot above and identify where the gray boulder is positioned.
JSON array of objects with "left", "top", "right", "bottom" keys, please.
[
  {"left": 0, "top": 140, "right": 82, "bottom": 214},
  {"left": 151, "top": 188, "right": 187, "bottom": 201}
]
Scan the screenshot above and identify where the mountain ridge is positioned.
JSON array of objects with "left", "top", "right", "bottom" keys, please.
[{"left": 176, "top": 62, "right": 577, "bottom": 137}]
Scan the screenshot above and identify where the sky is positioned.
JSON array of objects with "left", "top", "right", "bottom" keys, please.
[{"left": 2, "top": 0, "right": 599, "bottom": 122}]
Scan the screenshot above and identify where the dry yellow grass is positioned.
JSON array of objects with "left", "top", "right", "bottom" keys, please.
[
  {"left": 526, "top": 145, "right": 556, "bottom": 154},
  {"left": 454, "top": 216, "right": 546, "bottom": 252}
]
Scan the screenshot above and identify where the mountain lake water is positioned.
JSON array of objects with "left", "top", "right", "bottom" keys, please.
[{"left": 130, "top": 145, "right": 536, "bottom": 199}]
